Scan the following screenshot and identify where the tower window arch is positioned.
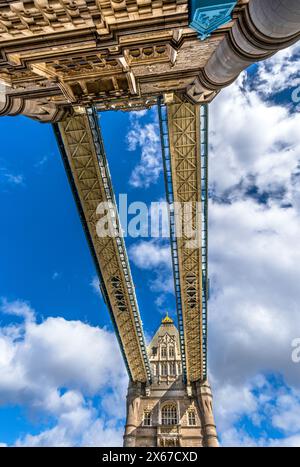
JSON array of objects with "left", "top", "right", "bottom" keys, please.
[
  {"left": 188, "top": 409, "right": 196, "bottom": 426},
  {"left": 169, "top": 362, "right": 176, "bottom": 375},
  {"left": 169, "top": 346, "right": 175, "bottom": 358},
  {"left": 161, "top": 346, "right": 167, "bottom": 358},
  {"left": 161, "top": 403, "right": 177, "bottom": 425},
  {"left": 161, "top": 362, "right": 168, "bottom": 376},
  {"left": 143, "top": 410, "right": 152, "bottom": 426}
]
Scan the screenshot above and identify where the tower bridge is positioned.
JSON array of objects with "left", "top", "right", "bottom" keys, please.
[{"left": 0, "top": 0, "right": 299, "bottom": 448}]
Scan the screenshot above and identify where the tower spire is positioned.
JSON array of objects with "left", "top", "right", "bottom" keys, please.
[{"left": 161, "top": 312, "right": 173, "bottom": 324}]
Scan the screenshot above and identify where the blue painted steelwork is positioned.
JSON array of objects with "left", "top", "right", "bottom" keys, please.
[
  {"left": 158, "top": 99, "right": 187, "bottom": 382},
  {"left": 189, "top": 0, "right": 237, "bottom": 40},
  {"left": 200, "top": 104, "right": 208, "bottom": 380}
]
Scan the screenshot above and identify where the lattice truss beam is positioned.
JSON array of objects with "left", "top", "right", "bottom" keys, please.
[
  {"left": 53, "top": 108, "right": 151, "bottom": 384},
  {"left": 161, "top": 95, "right": 207, "bottom": 383}
]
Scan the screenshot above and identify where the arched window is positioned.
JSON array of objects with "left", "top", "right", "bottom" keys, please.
[
  {"left": 161, "top": 403, "right": 177, "bottom": 425},
  {"left": 169, "top": 362, "right": 176, "bottom": 375},
  {"left": 143, "top": 410, "right": 152, "bottom": 426},
  {"left": 169, "top": 346, "right": 175, "bottom": 358},
  {"left": 161, "top": 346, "right": 167, "bottom": 358},
  {"left": 161, "top": 363, "right": 168, "bottom": 376},
  {"left": 188, "top": 410, "right": 196, "bottom": 426}
]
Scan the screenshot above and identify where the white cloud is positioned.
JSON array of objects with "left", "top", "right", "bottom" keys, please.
[
  {"left": 5, "top": 173, "right": 24, "bottom": 184},
  {"left": 207, "top": 44, "right": 300, "bottom": 446},
  {"left": 90, "top": 276, "right": 101, "bottom": 297},
  {"left": 252, "top": 42, "right": 300, "bottom": 98},
  {"left": 125, "top": 45, "right": 300, "bottom": 446},
  {"left": 129, "top": 239, "right": 174, "bottom": 309},
  {"left": 127, "top": 110, "right": 162, "bottom": 188},
  {"left": 269, "top": 434, "right": 300, "bottom": 447},
  {"left": 272, "top": 393, "right": 300, "bottom": 434},
  {"left": 81, "top": 419, "right": 124, "bottom": 447},
  {"left": 52, "top": 271, "right": 62, "bottom": 280},
  {"left": 1, "top": 43, "right": 300, "bottom": 448},
  {"left": 0, "top": 168, "right": 24, "bottom": 186},
  {"left": 209, "top": 73, "right": 300, "bottom": 201},
  {"left": 15, "top": 391, "right": 124, "bottom": 447},
  {"left": 213, "top": 378, "right": 258, "bottom": 433},
  {"left": 0, "top": 298, "right": 35, "bottom": 323},
  {"left": 213, "top": 375, "right": 300, "bottom": 447},
  {"left": 0, "top": 299, "right": 127, "bottom": 446},
  {"left": 129, "top": 240, "right": 171, "bottom": 270},
  {"left": 34, "top": 156, "right": 48, "bottom": 168},
  {"left": 149, "top": 274, "right": 174, "bottom": 296},
  {"left": 209, "top": 199, "right": 300, "bottom": 385},
  {"left": 220, "top": 428, "right": 259, "bottom": 447}
]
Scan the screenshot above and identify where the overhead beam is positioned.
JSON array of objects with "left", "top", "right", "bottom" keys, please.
[
  {"left": 159, "top": 95, "right": 208, "bottom": 383},
  {"left": 194, "top": 0, "right": 300, "bottom": 97},
  {"left": 53, "top": 108, "right": 151, "bottom": 384}
]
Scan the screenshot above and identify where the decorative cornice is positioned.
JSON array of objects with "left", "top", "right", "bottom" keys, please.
[{"left": 0, "top": 92, "right": 67, "bottom": 122}]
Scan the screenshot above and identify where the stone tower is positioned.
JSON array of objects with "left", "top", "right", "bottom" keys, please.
[{"left": 123, "top": 314, "right": 218, "bottom": 447}]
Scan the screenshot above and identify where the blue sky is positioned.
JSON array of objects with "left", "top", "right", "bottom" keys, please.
[
  {"left": 0, "top": 109, "right": 170, "bottom": 331},
  {"left": 0, "top": 42, "right": 300, "bottom": 446}
]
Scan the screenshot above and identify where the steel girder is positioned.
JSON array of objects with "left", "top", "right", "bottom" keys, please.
[
  {"left": 53, "top": 108, "right": 151, "bottom": 384},
  {"left": 159, "top": 95, "right": 208, "bottom": 383}
]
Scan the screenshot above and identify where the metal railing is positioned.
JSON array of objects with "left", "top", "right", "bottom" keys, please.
[{"left": 200, "top": 104, "right": 208, "bottom": 380}]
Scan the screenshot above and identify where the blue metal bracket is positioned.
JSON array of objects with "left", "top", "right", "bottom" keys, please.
[{"left": 189, "top": 0, "right": 238, "bottom": 40}]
